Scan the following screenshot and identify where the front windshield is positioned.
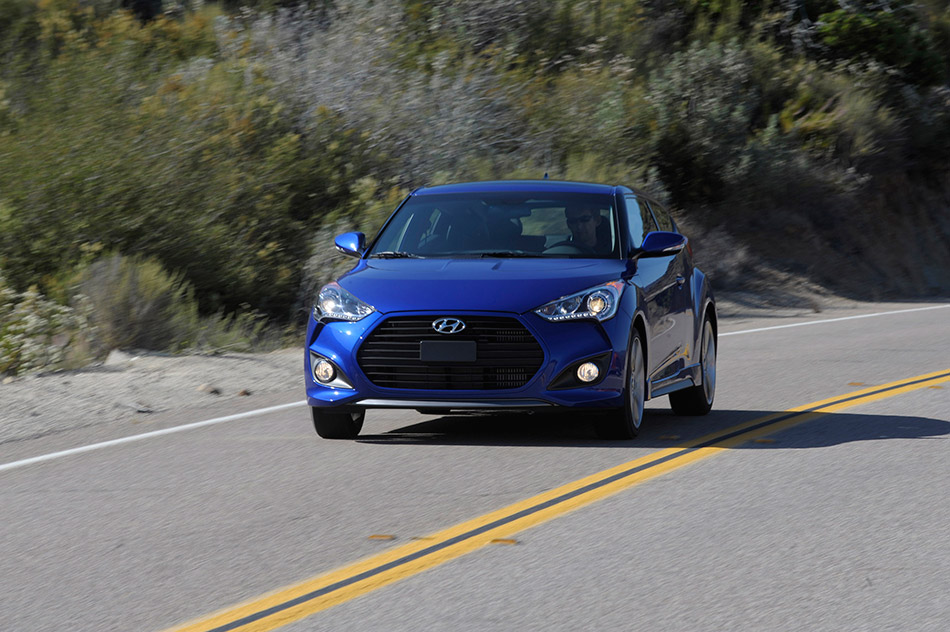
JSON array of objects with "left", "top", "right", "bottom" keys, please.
[{"left": 368, "top": 192, "right": 620, "bottom": 259}]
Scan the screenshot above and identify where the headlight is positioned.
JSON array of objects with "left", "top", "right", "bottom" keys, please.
[
  {"left": 313, "top": 282, "right": 374, "bottom": 322},
  {"left": 534, "top": 280, "right": 625, "bottom": 322}
]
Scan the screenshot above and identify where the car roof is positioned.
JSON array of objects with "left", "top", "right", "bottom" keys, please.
[{"left": 411, "top": 180, "right": 623, "bottom": 196}]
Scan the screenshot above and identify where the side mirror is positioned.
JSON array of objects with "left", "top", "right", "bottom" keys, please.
[
  {"left": 636, "top": 231, "right": 687, "bottom": 258},
  {"left": 334, "top": 232, "right": 366, "bottom": 258}
]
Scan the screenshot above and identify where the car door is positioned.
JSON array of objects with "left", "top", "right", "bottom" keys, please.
[
  {"left": 625, "top": 194, "right": 679, "bottom": 382},
  {"left": 647, "top": 199, "right": 694, "bottom": 379}
]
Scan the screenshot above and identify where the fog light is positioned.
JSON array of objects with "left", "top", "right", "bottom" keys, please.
[
  {"left": 576, "top": 362, "right": 600, "bottom": 383},
  {"left": 314, "top": 359, "right": 336, "bottom": 383}
]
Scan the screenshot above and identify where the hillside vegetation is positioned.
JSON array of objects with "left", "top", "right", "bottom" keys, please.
[{"left": 1, "top": 0, "right": 949, "bottom": 373}]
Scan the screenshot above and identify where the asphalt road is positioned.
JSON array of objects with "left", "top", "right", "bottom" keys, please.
[{"left": 1, "top": 302, "right": 949, "bottom": 631}]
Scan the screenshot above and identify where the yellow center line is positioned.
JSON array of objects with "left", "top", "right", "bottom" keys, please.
[{"left": 165, "top": 368, "right": 950, "bottom": 632}]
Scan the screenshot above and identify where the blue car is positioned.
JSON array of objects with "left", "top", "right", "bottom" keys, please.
[{"left": 305, "top": 180, "right": 716, "bottom": 439}]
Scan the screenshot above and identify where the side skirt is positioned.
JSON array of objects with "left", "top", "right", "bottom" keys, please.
[{"left": 648, "top": 363, "right": 701, "bottom": 398}]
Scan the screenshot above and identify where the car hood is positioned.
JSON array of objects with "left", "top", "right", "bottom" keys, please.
[{"left": 339, "top": 258, "right": 628, "bottom": 314}]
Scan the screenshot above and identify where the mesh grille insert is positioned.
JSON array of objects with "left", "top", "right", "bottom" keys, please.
[{"left": 357, "top": 316, "right": 544, "bottom": 390}]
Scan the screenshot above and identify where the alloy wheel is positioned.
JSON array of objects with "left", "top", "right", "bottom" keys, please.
[
  {"left": 701, "top": 320, "right": 716, "bottom": 405},
  {"left": 629, "top": 336, "right": 645, "bottom": 429}
]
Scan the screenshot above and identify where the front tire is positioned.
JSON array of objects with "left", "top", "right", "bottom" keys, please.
[
  {"left": 669, "top": 316, "right": 716, "bottom": 416},
  {"left": 595, "top": 330, "right": 646, "bottom": 439},
  {"left": 311, "top": 407, "right": 364, "bottom": 439}
]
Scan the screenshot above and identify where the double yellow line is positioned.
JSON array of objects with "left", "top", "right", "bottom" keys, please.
[{"left": 167, "top": 368, "right": 950, "bottom": 632}]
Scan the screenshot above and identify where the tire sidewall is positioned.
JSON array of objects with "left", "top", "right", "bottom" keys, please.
[{"left": 623, "top": 330, "right": 645, "bottom": 436}]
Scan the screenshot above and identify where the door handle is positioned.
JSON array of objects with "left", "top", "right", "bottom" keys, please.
[{"left": 676, "top": 275, "right": 686, "bottom": 287}]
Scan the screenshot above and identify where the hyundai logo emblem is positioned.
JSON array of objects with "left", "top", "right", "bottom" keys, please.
[{"left": 432, "top": 318, "right": 466, "bottom": 334}]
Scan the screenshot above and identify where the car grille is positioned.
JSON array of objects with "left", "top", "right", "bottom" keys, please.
[{"left": 357, "top": 316, "right": 545, "bottom": 390}]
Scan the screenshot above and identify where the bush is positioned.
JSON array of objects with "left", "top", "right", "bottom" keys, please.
[
  {"left": 643, "top": 40, "right": 762, "bottom": 205},
  {"left": 818, "top": 2, "right": 945, "bottom": 85},
  {"left": 0, "top": 5, "right": 381, "bottom": 317},
  {"left": 0, "top": 273, "right": 85, "bottom": 376},
  {"left": 250, "top": 3, "right": 539, "bottom": 183},
  {"left": 73, "top": 254, "right": 199, "bottom": 352},
  {"left": 72, "top": 254, "right": 272, "bottom": 353}
]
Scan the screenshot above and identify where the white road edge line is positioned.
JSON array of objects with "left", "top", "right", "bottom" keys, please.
[
  {"left": 2, "top": 303, "right": 948, "bottom": 474},
  {"left": 719, "top": 304, "right": 950, "bottom": 336},
  {"left": 0, "top": 402, "right": 306, "bottom": 473}
]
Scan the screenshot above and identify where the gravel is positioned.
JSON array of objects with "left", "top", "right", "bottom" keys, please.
[{"left": 0, "top": 348, "right": 302, "bottom": 445}]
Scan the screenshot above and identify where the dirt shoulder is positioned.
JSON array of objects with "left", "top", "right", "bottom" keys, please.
[{"left": 0, "top": 348, "right": 303, "bottom": 445}]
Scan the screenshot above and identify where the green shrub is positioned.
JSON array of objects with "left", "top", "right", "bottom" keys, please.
[
  {"left": 0, "top": 273, "right": 85, "bottom": 376},
  {"left": 643, "top": 40, "right": 762, "bottom": 205},
  {"left": 0, "top": 5, "right": 381, "bottom": 318},
  {"left": 73, "top": 254, "right": 276, "bottom": 353},
  {"left": 72, "top": 254, "right": 200, "bottom": 352},
  {"left": 777, "top": 61, "right": 905, "bottom": 173},
  {"left": 817, "top": 2, "right": 945, "bottom": 84}
]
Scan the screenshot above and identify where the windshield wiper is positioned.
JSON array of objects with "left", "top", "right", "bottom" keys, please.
[
  {"left": 478, "top": 251, "right": 542, "bottom": 258},
  {"left": 371, "top": 251, "right": 423, "bottom": 259}
]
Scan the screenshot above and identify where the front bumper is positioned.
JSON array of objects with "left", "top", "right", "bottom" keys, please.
[{"left": 306, "top": 309, "right": 634, "bottom": 411}]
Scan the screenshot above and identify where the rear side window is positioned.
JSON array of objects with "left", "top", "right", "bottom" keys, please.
[
  {"left": 624, "top": 195, "right": 655, "bottom": 249},
  {"left": 648, "top": 200, "right": 674, "bottom": 232}
]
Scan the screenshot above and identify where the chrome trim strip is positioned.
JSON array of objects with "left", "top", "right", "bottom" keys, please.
[{"left": 357, "top": 399, "right": 552, "bottom": 409}]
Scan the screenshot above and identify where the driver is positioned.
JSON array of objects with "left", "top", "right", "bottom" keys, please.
[{"left": 565, "top": 205, "right": 608, "bottom": 253}]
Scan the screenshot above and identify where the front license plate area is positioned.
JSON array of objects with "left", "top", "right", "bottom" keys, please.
[{"left": 420, "top": 340, "right": 476, "bottom": 363}]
